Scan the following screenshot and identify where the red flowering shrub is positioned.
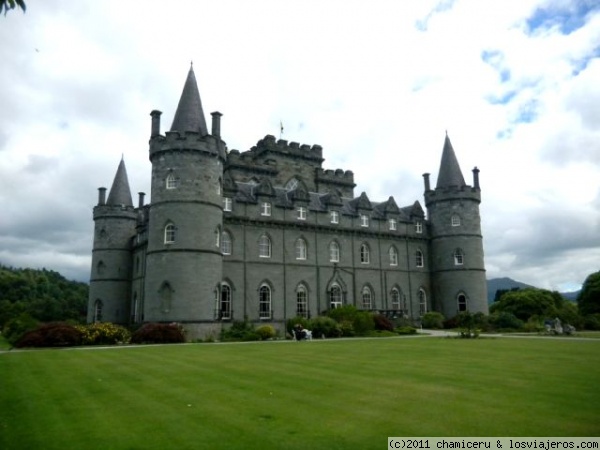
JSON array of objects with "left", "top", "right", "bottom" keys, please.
[
  {"left": 15, "top": 322, "right": 83, "bottom": 348},
  {"left": 373, "top": 314, "right": 394, "bottom": 332},
  {"left": 130, "top": 323, "right": 185, "bottom": 344}
]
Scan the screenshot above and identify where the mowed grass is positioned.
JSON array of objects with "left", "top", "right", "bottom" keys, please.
[{"left": 1, "top": 337, "right": 599, "bottom": 450}]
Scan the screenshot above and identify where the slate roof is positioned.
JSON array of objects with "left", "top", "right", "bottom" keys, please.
[
  {"left": 170, "top": 65, "right": 209, "bottom": 135},
  {"left": 435, "top": 134, "right": 466, "bottom": 189},
  {"left": 106, "top": 158, "right": 133, "bottom": 207},
  {"left": 231, "top": 181, "right": 421, "bottom": 220}
]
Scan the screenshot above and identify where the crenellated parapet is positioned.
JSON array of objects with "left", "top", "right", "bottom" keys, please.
[
  {"left": 242, "top": 135, "right": 324, "bottom": 163},
  {"left": 149, "top": 131, "right": 225, "bottom": 162},
  {"left": 424, "top": 184, "right": 481, "bottom": 207}
]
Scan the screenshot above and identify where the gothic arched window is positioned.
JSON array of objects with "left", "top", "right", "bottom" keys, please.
[
  {"left": 295, "top": 238, "right": 307, "bottom": 260},
  {"left": 259, "top": 284, "right": 271, "bottom": 319},
  {"left": 258, "top": 235, "right": 271, "bottom": 258},
  {"left": 362, "top": 286, "right": 373, "bottom": 310},
  {"left": 164, "top": 224, "right": 176, "bottom": 244}
]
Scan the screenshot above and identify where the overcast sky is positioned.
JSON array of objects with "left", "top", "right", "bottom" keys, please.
[{"left": 0, "top": 0, "right": 598, "bottom": 291}]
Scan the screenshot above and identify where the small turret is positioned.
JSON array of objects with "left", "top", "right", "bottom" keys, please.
[{"left": 88, "top": 159, "right": 137, "bottom": 324}]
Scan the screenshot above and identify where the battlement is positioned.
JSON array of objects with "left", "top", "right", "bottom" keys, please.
[
  {"left": 240, "top": 134, "right": 324, "bottom": 163},
  {"left": 424, "top": 185, "right": 481, "bottom": 206},
  {"left": 149, "top": 131, "right": 224, "bottom": 160}
]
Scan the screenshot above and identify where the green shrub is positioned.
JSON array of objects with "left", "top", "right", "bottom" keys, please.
[
  {"left": 310, "top": 316, "right": 341, "bottom": 338},
  {"left": 366, "top": 329, "right": 398, "bottom": 337},
  {"left": 522, "top": 318, "right": 545, "bottom": 333},
  {"left": 421, "top": 312, "right": 445, "bottom": 329},
  {"left": 76, "top": 322, "right": 131, "bottom": 345},
  {"left": 488, "top": 312, "right": 524, "bottom": 331},
  {"left": 352, "top": 311, "right": 375, "bottom": 336},
  {"left": 15, "top": 322, "right": 83, "bottom": 348},
  {"left": 583, "top": 314, "right": 600, "bottom": 330},
  {"left": 220, "top": 320, "right": 260, "bottom": 342},
  {"left": 339, "top": 320, "right": 355, "bottom": 337},
  {"left": 396, "top": 326, "right": 417, "bottom": 335},
  {"left": 255, "top": 325, "right": 276, "bottom": 340},
  {"left": 131, "top": 323, "right": 185, "bottom": 344},
  {"left": 373, "top": 314, "right": 394, "bottom": 332},
  {"left": 3, "top": 313, "right": 39, "bottom": 345}
]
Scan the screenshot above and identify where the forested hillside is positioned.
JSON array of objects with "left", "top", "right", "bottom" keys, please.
[{"left": 0, "top": 265, "right": 88, "bottom": 328}]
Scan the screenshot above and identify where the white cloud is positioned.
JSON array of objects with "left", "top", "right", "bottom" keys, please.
[{"left": 0, "top": 0, "right": 598, "bottom": 291}]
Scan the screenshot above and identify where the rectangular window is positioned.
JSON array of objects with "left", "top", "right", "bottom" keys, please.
[
  {"left": 389, "top": 218, "right": 397, "bottom": 230},
  {"left": 330, "top": 210, "right": 339, "bottom": 224},
  {"left": 415, "top": 221, "right": 423, "bottom": 234},
  {"left": 360, "top": 214, "right": 369, "bottom": 227},
  {"left": 297, "top": 206, "right": 307, "bottom": 220},
  {"left": 261, "top": 202, "right": 271, "bottom": 216},
  {"left": 223, "top": 197, "right": 232, "bottom": 212}
]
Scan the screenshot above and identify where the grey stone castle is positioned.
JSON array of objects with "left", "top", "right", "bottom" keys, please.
[{"left": 87, "top": 66, "right": 488, "bottom": 338}]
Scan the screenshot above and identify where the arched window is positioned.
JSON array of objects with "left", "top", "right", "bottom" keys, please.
[
  {"left": 416, "top": 250, "right": 424, "bottom": 268},
  {"left": 362, "top": 286, "right": 373, "bottom": 310},
  {"left": 215, "top": 228, "right": 220, "bottom": 247},
  {"left": 418, "top": 289, "right": 427, "bottom": 315},
  {"left": 258, "top": 235, "right": 271, "bottom": 258},
  {"left": 454, "top": 248, "right": 464, "bottom": 265},
  {"left": 166, "top": 173, "right": 177, "bottom": 189},
  {"left": 329, "top": 241, "right": 340, "bottom": 263},
  {"left": 296, "top": 285, "right": 308, "bottom": 318},
  {"left": 93, "top": 299, "right": 103, "bottom": 322},
  {"left": 221, "top": 284, "right": 232, "bottom": 319},
  {"left": 221, "top": 231, "right": 232, "bottom": 255},
  {"left": 329, "top": 285, "right": 342, "bottom": 309},
  {"left": 295, "top": 238, "right": 307, "bottom": 260},
  {"left": 164, "top": 224, "right": 176, "bottom": 244},
  {"left": 457, "top": 293, "right": 467, "bottom": 312},
  {"left": 360, "top": 243, "right": 370, "bottom": 264},
  {"left": 391, "top": 288, "right": 401, "bottom": 310},
  {"left": 259, "top": 285, "right": 271, "bottom": 319},
  {"left": 389, "top": 247, "right": 398, "bottom": 266},
  {"left": 216, "top": 177, "right": 222, "bottom": 195},
  {"left": 451, "top": 214, "right": 461, "bottom": 227}
]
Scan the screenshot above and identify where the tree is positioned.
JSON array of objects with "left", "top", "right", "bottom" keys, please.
[
  {"left": 0, "top": 0, "right": 25, "bottom": 15},
  {"left": 490, "top": 288, "right": 564, "bottom": 321},
  {"left": 577, "top": 271, "right": 600, "bottom": 316}
]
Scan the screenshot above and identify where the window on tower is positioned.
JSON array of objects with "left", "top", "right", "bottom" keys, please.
[
  {"left": 164, "top": 223, "right": 176, "bottom": 244},
  {"left": 451, "top": 214, "right": 461, "bottom": 227},
  {"left": 166, "top": 173, "right": 178, "bottom": 189},
  {"left": 457, "top": 293, "right": 467, "bottom": 312},
  {"left": 454, "top": 248, "right": 464, "bottom": 265}
]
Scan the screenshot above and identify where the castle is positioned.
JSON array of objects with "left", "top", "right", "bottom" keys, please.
[{"left": 87, "top": 66, "right": 488, "bottom": 339}]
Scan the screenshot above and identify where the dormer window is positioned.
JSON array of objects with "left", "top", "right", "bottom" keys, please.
[
  {"left": 389, "top": 218, "right": 397, "bottom": 231},
  {"left": 297, "top": 206, "right": 307, "bottom": 220},
  {"left": 261, "top": 202, "right": 271, "bottom": 216},
  {"left": 415, "top": 221, "right": 423, "bottom": 234},
  {"left": 166, "top": 174, "right": 177, "bottom": 189},
  {"left": 286, "top": 178, "right": 300, "bottom": 190},
  {"left": 360, "top": 214, "right": 369, "bottom": 227},
  {"left": 330, "top": 211, "right": 339, "bottom": 224}
]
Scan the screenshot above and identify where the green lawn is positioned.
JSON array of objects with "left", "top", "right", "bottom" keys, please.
[{"left": 1, "top": 337, "right": 599, "bottom": 450}]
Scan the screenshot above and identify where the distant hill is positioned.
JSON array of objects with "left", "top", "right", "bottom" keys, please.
[
  {"left": 487, "top": 277, "right": 535, "bottom": 303},
  {"left": 487, "top": 277, "right": 580, "bottom": 303}
]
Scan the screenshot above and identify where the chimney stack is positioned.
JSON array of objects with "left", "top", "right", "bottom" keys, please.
[
  {"left": 98, "top": 187, "right": 107, "bottom": 206},
  {"left": 472, "top": 167, "right": 480, "bottom": 190},
  {"left": 211, "top": 111, "right": 222, "bottom": 138},
  {"left": 423, "top": 173, "right": 431, "bottom": 192},
  {"left": 150, "top": 110, "right": 162, "bottom": 137}
]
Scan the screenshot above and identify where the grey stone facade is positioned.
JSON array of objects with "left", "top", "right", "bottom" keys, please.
[{"left": 87, "top": 67, "right": 488, "bottom": 339}]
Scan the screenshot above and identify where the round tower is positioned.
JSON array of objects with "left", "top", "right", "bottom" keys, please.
[
  {"left": 143, "top": 66, "right": 225, "bottom": 335},
  {"left": 424, "top": 134, "right": 488, "bottom": 318},
  {"left": 88, "top": 159, "right": 137, "bottom": 324}
]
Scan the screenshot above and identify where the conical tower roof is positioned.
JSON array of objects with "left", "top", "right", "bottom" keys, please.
[
  {"left": 435, "top": 133, "right": 466, "bottom": 189},
  {"left": 170, "top": 65, "right": 208, "bottom": 135},
  {"left": 106, "top": 158, "right": 133, "bottom": 207}
]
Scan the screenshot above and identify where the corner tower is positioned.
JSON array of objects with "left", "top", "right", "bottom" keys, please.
[
  {"left": 424, "top": 134, "right": 488, "bottom": 317},
  {"left": 143, "top": 66, "right": 226, "bottom": 332},
  {"left": 88, "top": 159, "right": 137, "bottom": 323}
]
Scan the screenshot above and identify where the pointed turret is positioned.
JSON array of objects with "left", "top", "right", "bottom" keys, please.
[
  {"left": 106, "top": 158, "right": 133, "bottom": 207},
  {"left": 435, "top": 133, "right": 466, "bottom": 189},
  {"left": 170, "top": 64, "right": 208, "bottom": 135}
]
